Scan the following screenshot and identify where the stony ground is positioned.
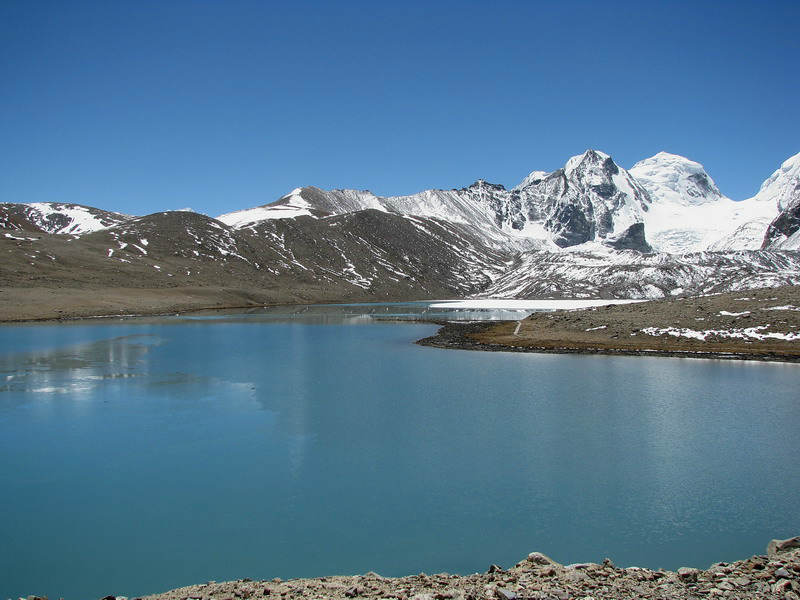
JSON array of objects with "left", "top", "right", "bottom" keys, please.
[
  {"left": 420, "top": 285, "right": 800, "bottom": 361},
  {"left": 132, "top": 537, "right": 800, "bottom": 600}
]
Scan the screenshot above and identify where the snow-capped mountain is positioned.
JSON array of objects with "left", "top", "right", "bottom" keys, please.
[
  {"left": 757, "top": 152, "right": 800, "bottom": 251},
  {"left": 3, "top": 149, "right": 799, "bottom": 302},
  {"left": 629, "top": 151, "right": 725, "bottom": 206},
  {"left": 760, "top": 154, "right": 800, "bottom": 251},
  {"left": 512, "top": 149, "right": 652, "bottom": 248},
  {"left": 628, "top": 152, "right": 780, "bottom": 253},
  {"left": 218, "top": 150, "right": 658, "bottom": 252}
]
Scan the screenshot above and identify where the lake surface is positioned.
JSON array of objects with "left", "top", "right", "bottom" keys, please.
[{"left": 1, "top": 303, "right": 799, "bottom": 599}]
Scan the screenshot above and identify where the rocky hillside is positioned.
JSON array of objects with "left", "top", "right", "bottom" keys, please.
[{"left": 1, "top": 209, "right": 510, "bottom": 303}]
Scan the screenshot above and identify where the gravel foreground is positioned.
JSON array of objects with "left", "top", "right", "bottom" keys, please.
[{"left": 74, "top": 537, "right": 797, "bottom": 600}]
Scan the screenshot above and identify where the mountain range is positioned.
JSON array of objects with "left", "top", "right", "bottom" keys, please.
[{"left": 2, "top": 150, "right": 799, "bottom": 303}]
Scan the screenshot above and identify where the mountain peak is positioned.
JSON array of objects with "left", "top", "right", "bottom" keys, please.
[
  {"left": 513, "top": 170, "right": 550, "bottom": 191},
  {"left": 564, "top": 149, "right": 613, "bottom": 178},
  {"left": 629, "top": 152, "right": 724, "bottom": 206},
  {"left": 753, "top": 151, "right": 800, "bottom": 210}
]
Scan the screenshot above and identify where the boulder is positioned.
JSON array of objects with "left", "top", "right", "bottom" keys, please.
[
  {"left": 677, "top": 567, "right": 701, "bottom": 581},
  {"left": 524, "top": 551, "right": 559, "bottom": 566},
  {"left": 767, "top": 536, "right": 800, "bottom": 555}
]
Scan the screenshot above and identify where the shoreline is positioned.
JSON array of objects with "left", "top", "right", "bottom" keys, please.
[
  {"left": 132, "top": 537, "right": 800, "bottom": 600},
  {"left": 3, "top": 285, "right": 800, "bottom": 363},
  {"left": 417, "top": 320, "right": 800, "bottom": 363}
]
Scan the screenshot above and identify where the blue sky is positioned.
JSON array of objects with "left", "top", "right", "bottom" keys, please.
[{"left": 1, "top": 0, "right": 798, "bottom": 216}]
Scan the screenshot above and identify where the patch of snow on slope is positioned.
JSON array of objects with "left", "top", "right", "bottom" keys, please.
[
  {"left": 641, "top": 325, "right": 800, "bottom": 341},
  {"left": 774, "top": 228, "right": 800, "bottom": 250},
  {"left": 24, "top": 203, "right": 125, "bottom": 234},
  {"left": 217, "top": 189, "right": 313, "bottom": 226},
  {"left": 513, "top": 170, "right": 550, "bottom": 191}
]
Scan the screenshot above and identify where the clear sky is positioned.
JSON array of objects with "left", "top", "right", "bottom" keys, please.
[{"left": 1, "top": 0, "right": 798, "bottom": 217}]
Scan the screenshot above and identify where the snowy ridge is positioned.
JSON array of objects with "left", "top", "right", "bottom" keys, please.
[
  {"left": 211, "top": 149, "right": 799, "bottom": 259},
  {"left": 4, "top": 149, "right": 799, "bottom": 302},
  {"left": 216, "top": 150, "right": 658, "bottom": 251},
  {"left": 0, "top": 202, "right": 131, "bottom": 234},
  {"left": 217, "top": 188, "right": 315, "bottom": 227},
  {"left": 513, "top": 170, "right": 550, "bottom": 191},
  {"left": 752, "top": 151, "right": 800, "bottom": 211}
]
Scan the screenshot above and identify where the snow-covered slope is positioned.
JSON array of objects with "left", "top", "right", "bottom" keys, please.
[
  {"left": 218, "top": 188, "right": 317, "bottom": 227},
  {"left": 629, "top": 152, "right": 782, "bottom": 253},
  {"left": 480, "top": 248, "right": 800, "bottom": 299},
  {"left": 629, "top": 152, "right": 724, "bottom": 206},
  {"left": 753, "top": 151, "right": 800, "bottom": 211},
  {"left": 0, "top": 202, "right": 131, "bottom": 234}
]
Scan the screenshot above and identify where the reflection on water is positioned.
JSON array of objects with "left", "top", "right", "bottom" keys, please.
[
  {"left": 0, "top": 304, "right": 799, "bottom": 600},
  {"left": 185, "top": 300, "right": 537, "bottom": 323},
  {"left": 0, "top": 335, "right": 161, "bottom": 400}
]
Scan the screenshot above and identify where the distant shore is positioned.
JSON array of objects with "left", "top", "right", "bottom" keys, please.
[
  {"left": 3, "top": 284, "right": 800, "bottom": 363},
  {"left": 133, "top": 537, "right": 800, "bottom": 600},
  {"left": 0, "top": 285, "right": 423, "bottom": 324},
  {"left": 419, "top": 286, "right": 800, "bottom": 362},
  {"left": 418, "top": 319, "right": 800, "bottom": 362}
]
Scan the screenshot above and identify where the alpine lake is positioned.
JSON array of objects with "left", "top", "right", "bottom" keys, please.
[{"left": 1, "top": 302, "right": 798, "bottom": 600}]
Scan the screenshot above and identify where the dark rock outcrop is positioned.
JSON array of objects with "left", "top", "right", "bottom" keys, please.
[
  {"left": 605, "top": 222, "right": 653, "bottom": 253},
  {"left": 762, "top": 196, "right": 800, "bottom": 248}
]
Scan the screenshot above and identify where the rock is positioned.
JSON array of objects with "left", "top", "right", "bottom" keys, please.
[
  {"left": 494, "top": 589, "right": 517, "bottom": 600},
  {"left": 605, "top": 222, "right": 653, "bottom": 253},
  {"left": 715, "top": 580, "right": 735, "bottom": 591},
  {"left": 565, "top": 562, "right": 596, "bottom": 570},
  {"left": 768, "top": 537, "right": 800, "bottom": 555},
  {"left": 774, "top": 580, "right": 794, "bottom": 594},
  {"left": 565, "top": 569, "right": 589, "bottom": 583},
  {"left": 487, "top": 564, "right": 504, "bottom": 574},
  {"left": 524, "top": 552, "right": 558, "bottom": 566},
  {"left": 775, "top": 566, "right": 792, "bottom": 578},
  {"left": 677, "top": 567, "right": 701, "bottom": 581}
]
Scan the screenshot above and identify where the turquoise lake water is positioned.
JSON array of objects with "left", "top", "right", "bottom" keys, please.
[{"left": 1, "top": 304, "right": 799, "bottom": 599}]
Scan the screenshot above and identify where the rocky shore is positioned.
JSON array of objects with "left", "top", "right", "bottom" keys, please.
[{"left": 65, "top": 536, "right": 797, "bottom": 600}]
